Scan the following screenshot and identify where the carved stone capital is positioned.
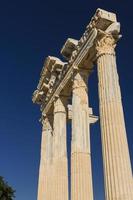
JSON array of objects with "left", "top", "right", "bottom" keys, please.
[
  {"left": 72, "top": 69, "right": 89, "bottom": 90},
  {"left": 96, "top": 34, "right": 116, "bottom": 58},
  {"left": 54, "top": 96, "right": 68, "bottom": 114},
  {"left": 41, "top": 114, "right": 53, "bottom": 131}
]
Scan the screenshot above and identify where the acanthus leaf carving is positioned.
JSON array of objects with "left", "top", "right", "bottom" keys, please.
[{"left": 96, "top": 34, "right": 116, "bottom": 57}]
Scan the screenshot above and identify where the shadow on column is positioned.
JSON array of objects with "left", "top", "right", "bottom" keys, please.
[
  {"left": 67, "top": 122, "right": 71, "bottom": 200},
  {"left": 89, "top": 67, "right": 105, "bottom": 200}
]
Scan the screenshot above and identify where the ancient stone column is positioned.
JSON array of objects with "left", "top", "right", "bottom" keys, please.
[
  {"left": 37, "top": 115, "right": 53, "bottom": 200},
  {"left": 52, "top": 96, "right": 68, "bottom": 200},
  {"left": 96, "top": 34, "right": 133, "bottom": 200},
  {"left": 71, "top": 69, "right": 94, "bottom": 200}
]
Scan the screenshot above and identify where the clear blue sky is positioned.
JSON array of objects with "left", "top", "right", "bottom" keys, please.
[{"left": 0, "top": 1, "right": 133, "bottom": 200}]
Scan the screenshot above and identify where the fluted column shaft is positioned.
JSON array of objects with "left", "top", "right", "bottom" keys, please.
[
  {"left": 52, "top": 96, "right": 68, "bottom": 200},
  {"left": 37, "top": 116, "right": 53, "bottom": 200},
  {"left": 96, "top": 34, "right": 133, "bottom": 200},
  {"left": 71, "top": 69, "right": 94, "bottom": 200}
]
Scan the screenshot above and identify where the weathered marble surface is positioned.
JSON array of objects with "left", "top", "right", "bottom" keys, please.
[
  {"left": 71, "top": 70, "right": 94, "bottom": 200},
  {"left": 32, "top": 8, "right": 133, "bottom": 200},
  {"left": 96, "top": 33, "right": 133, "bottom": 200}
]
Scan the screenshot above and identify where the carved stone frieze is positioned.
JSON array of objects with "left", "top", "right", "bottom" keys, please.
[
  {"left": 61, "top": 38, "right": 78, "bottom": 60},
  {"left": 32, "top": 90, "right": 45, "bottom": 104},
  {"left": 32, "top": 8, "right": 120, "bottom": 114}
]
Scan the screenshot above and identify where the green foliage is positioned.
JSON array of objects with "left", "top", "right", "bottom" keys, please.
[{"left": 0, "top": 176, "right": 15, "bottom": 200}]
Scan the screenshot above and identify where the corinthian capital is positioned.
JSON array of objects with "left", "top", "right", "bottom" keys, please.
[
  {"left": 96, "top": 34, "right": 116, "bottom": 58},
  {"left": 41, "top": 114, "right": 53, "bottom": 131},
  {"left": 72, "top": 69, "right": 89, "bottom": 90}
]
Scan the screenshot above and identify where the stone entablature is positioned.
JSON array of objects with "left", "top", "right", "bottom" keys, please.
[
  {"left": 32, "top": 8, "right": 120, "bottom": 115},
  {"left": 32, "top": 56, "right": 66, "bottom": 104}
]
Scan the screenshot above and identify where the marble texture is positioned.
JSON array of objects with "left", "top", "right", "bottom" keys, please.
[
  {"left": 71, "top": 70, "right": 94, "bottom": 200},
  {"left": 52, "top": 97, "right": 68, "bottom": 200},
  {"left": 37, "top": 116, "right": 53, "bottom": 200},
  {"left": 32, "top": 8, "right": 133, "bottom": 200},
  {"left": 96, "top": 34, "right": 133, "bottom": 200}
]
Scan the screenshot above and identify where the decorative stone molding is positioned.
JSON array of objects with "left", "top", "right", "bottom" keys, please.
[
  {"left": 32, "top": 56, "right": 66, "bottom": 105},
  {"left": 32, "top": 8, "right": 118, "bottom": 115},
  {"left": 61, "top": 38, "right": 78, "bottom": 60},
  {"left": 95, "top": 21, "right": 121, "bottom": 59},
  {"left": 96, "top": 34, "right": 116, "bottom": 57},
  {"left": 67, "top": 104, "right": 98, "bottom": 123}
]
